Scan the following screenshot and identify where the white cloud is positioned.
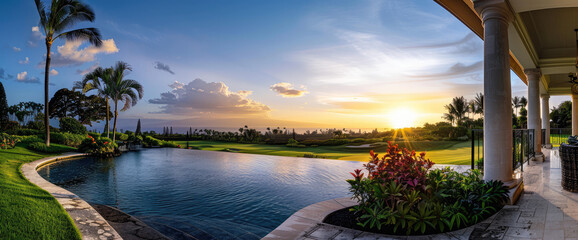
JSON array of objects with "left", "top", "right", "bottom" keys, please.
[
  {"left": 76, "top": 62, "right": 99, "bottom": 75},
  {"left": 19, "top": 57, "right": 29, "bottom": 65},
  {"left": 50, "top": 69, "right": 58, "bottom": 76},
  {"left": 13, "top": 47, "right": 21, "bottom": 52},
  {"left": 16, "top": 71, "right": 40, "bottom": 84},
  {"left": 28, "top": 26, "right": 44, "bottom": 47},
  {"left": 149, "top": 79, "right": 271, "bottom": 115},
  {"left": 17, "top": 72, "right": 27, "bottom": 80},
  {"left": 45, "top": 39, "right": 119, "bottom": 67},
  {"left": 270, "top": 82, "right": 308, "bottom": 97}
]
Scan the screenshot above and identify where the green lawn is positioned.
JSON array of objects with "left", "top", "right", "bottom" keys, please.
[
  {"left": 0, "top": 144, "right": 81, "bottom": 240},
  {"left": 174, "top": 140, "right": 476, "bottom": 165}
]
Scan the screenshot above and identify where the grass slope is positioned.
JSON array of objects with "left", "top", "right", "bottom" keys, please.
[
  {"left": 174, "top": 140, "right": 475, "bottom": 165},
  {"left": 0, "top": 144, "right": 81, "bottom": 240}
]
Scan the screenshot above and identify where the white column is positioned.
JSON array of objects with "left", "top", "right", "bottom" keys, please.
[
  {"left": 526, "top": 69, "right": 542, "bottom": 158},
  {"left": 475, "top": 0, "right": 513, "bottom": 183},
  {"left": 573, "top": 94, "right": 578, "bottom": 136},
  {"left": 541, "top": 94, "right": 550, "bottom": 145}
]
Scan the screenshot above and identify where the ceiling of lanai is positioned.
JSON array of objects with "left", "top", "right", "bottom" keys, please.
[{"left": 435, "top": 0, "right": 578, "bottom": 95}]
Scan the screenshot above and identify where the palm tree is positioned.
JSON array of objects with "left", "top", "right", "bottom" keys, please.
[
  {"left": 108, "top": 62, "right": 143, "bottom": 142},
  {"left": 473, "top": 93, "right": 484, "bottom": 118},
  {"left": 512, "top": 96, "right": 521, "bottom": 117},
  {"left": 444, "top": 96, "right": 469, "bottom": 126},
  {"left": 75, "top": 67, "right": 113, "bottom": 138},
  {"left": 519, "top": 96, "right": 527, "bottom": 108},
  {"left": 442, "top": 113, "right": 455, "bottom": 125},
  {"left": 35, "top": 0, "right": 102, "bottom": 146}
]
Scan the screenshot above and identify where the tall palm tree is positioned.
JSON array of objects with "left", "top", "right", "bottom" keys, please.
[
  {"left": 75, "top": 67, "right": 113, "bottom": 138},
  {"left": 108, "top": 62, "right": 143, "bottom": 143},
  {"left": 35, "top": 0, "right": 102, "bottom": 146},
  {"left": 512, "top": 96, "right": 521, "bottom": 117}
]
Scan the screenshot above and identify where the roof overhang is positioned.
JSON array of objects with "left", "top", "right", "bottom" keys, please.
[{"left": 435, "top": 0, "right": 578, "bottom": 96}]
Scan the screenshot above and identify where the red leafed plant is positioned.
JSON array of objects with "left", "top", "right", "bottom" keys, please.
[{"left": 363, "top": 142, "right": 433, "bottom": 191}]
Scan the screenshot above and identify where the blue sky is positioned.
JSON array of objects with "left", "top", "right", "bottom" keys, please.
[{"left": 0, "top": 0, "right": 568, "bottom": 131}]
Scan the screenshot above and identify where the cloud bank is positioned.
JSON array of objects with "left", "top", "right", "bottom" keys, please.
[
  {"left": 270, "top": 82, "right": 308, "bottom": 97},
  {"left": 149, "top": 79, "right": 270, "bottom": 115},
  {"left": 154, "top": 62, "right": 175, "bottom": 74}
]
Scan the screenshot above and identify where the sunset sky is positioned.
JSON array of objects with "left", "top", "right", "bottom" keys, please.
[{"left": 0, "top": 0, "right": 569, "bottom": 131}]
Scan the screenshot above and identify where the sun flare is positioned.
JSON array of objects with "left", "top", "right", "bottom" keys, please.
[{"left": 389, "top": 108, "right": 417, "bottom": 129}]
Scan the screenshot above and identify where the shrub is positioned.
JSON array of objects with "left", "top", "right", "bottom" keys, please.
[
  {"left": 347, "top": 142, "right": 508, "bottom": 235},
  {"left": 27, "top": 142, "right": 74, "bottom": 153},
  {"left": 0, "top": 133, "right": 19, "bottom": 149},
  {"left": 78, "top": 135, "right": 117, "bottom": 156},
  {"left": 59, "top": 117, "right": 87, "bottom": 134},
  {"left": 47, "top": 132, "right": 85, "bottom": 147},
  {"left": 286, "top": 139, "right": 306, "bottom": 148},
  {"left": 88, "top": 132, "right": 101, "bottom": 139},
  {"left": 6, "top": 128, "right": 42, "bottom": 136},
  {"left": 161, "top": 141, "right": 178, "bottom": 148},
  {"left": 144, "top": 136, "right": 162, "bottom": 147},
  {"left": 17, "top": 135, "right": 43, "bottom": 144}
]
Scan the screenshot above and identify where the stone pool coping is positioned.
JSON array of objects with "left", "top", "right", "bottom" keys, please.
[
  {"left": 263, "top": 197, "right": 503, "bottom": 240},
  {"left": 21, "top": 152, "right": 123, "bottom": 240}
]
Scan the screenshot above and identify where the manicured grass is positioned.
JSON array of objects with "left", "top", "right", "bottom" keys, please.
[
  {"left": 173, "top": 140, "right": 475, "bottom": 165},
  {"left": 0, "top": 144, "right": 81, "bottom": 240}
]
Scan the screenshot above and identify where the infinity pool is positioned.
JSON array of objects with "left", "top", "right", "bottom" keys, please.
[{"left": 38, "top": 148, "right": 363, "bottom": 239}]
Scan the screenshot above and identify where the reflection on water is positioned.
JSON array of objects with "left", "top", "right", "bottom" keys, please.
[{"left": 38, "top": 148, "right": 362, "bottom": 239}]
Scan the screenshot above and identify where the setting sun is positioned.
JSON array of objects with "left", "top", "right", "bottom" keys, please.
[{"left": 389, "top": 108, "right": 417, "bottom": 129}]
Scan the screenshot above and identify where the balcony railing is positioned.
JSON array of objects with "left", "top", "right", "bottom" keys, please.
[
  {"left": 471, "top": 129, "right": 535, "bottom": 173},
  {"left": 542, "top": 128, "right": 571, "bottom": 147}
]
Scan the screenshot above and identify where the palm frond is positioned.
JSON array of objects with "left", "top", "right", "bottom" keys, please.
[
  {"left": 56, "top": 28, "right": 102, "bottom": 46},
  {"left": 34, "top": 0, "right": 48, "bottom": 31}
]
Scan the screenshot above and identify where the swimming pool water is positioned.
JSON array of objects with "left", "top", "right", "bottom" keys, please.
[{"left": 38, "top": 148, "right": 363, "bottom": 239}]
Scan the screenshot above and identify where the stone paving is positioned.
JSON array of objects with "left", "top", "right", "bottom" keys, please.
[
  {"left": 22, "top": 153, "right": 123, "bottom": 240},
  {"left": 268, "top": 148, "right": 578, "bottom": 240}
]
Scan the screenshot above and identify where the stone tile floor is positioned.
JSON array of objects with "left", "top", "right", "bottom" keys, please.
[{"left": 300, "top": 148, "right": 578, "bottom": 240}]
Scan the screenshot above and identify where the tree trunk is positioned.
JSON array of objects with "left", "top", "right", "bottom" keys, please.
[
  {"left": 44, "top": 43, "right": 52, "bottom": 147},
  {"left": 112, "top": 101, "right": 118, "bottom": 143},
  {"left": 106, "top": 98, "right": 110, "bottom": 138}
]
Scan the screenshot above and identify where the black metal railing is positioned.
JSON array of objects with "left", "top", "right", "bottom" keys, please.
[
  {"left": 471, "top": 129, "right": 483, "bottom": 170},
  {"left": 471, "top": 129, "right": 535, "bottom": 173},
  {"left": 543, "top": 128, "right": 572, "bottom": 147}
]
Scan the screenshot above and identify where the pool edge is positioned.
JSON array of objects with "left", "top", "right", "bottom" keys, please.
[{"left": 21, "top": 152, "right": 123, "bottom": 240}]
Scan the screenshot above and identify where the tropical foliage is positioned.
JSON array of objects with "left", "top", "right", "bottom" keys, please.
[
  {"left": 0, "top": 82, "right": 8, "bottom": 131},
  {"left": 35, "top": 0, "right": 103, "bottom": 146},
  {"left": 347, "top": 143, "right": 508, "bottom": 235},
  {"left": 49, "top": 88, "right": 109, "bottom": 126},
  {"left": 59, "top": 117, "right": 87, "bottom": 135},
  {"left": 551, "top": 101, "right": 572, "bottom": 128},
  {"left": 78, "top": 62, "right": 143, "bottom": 143},
  {"left": 78, "top": 135, "right": 117, "bottom": 156}
]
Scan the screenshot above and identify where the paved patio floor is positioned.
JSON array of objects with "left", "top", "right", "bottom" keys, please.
[{"left": 300, "top": 148, "right": 578, "bottom": 240}]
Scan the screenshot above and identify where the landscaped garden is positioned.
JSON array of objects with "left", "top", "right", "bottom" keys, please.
[{"left": 325, "top": 142, "right": 509, "bottom": 235}]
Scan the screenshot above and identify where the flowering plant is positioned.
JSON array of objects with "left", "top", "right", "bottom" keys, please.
[{"left": 0, "top": 133, "right": 19, "bottom": 150}]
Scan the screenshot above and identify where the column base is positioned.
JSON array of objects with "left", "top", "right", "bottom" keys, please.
[
  {"left": 531, "top": 152, "right": 544, "bottom": 162},
  {"left": 503, "top": 178, "right": 524, "bottom": 205}
]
